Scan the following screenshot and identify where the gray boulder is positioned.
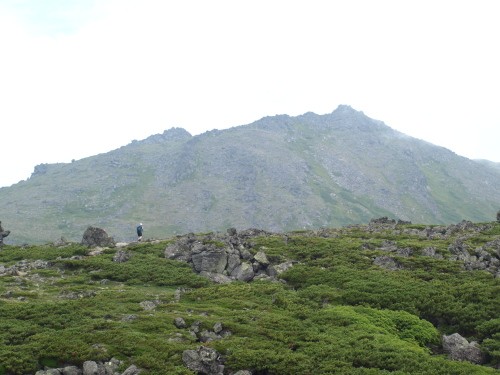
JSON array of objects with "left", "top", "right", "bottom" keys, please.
[
  {"left": 448, "top": 240, "right": 471, "bottom": 262},
  {"left": 231, "top": 262, "right": 255, "bottom": 282},
  {"left": 198, "top": 330, "right": 222, "bottom": 342},
  {"left": 104, "top": 358, "right": 123, "bottom": 375},
  {"left": 253, "top": 251, "right": 270, "bottom": 266},
  {"left": 191, "top": 246, "right": 228, "bottom": 273},
  {"left": 82, "top": 361, "right": 99, "bottom": 375},
  {"left": 182, "top": 346, "right": 224, "bottom": 375},
  {"left": 81, "top": 226, "right": 115, "bottom": 248},
  {"left": 226, "top": 252, "right": 242, "bottom": 274},
  {"left": 442, "top": 333, "right": 485, "bottom": 364},
  {"left": 213, "top": 322, "right": 223, "bottom": 334},
  {"left": 239, "top": 248, "right": 253, "bottom": 261},
  {"left": 164, "top": 236, "right": 195, "bottom": 261},
  {"left": 174, "top": 317, "right": 187, "bottom": 328},
  {"left": 190, "top": 321, "right": 201, "bottom": 334}
]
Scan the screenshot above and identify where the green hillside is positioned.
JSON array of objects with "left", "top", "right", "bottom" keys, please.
[{"left": 0, "top": 220, "right": 499, "bottom": 374}]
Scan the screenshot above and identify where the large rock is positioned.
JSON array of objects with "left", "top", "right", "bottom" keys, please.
[
  {"left": 82, "top": 361, "right": 99, "bottom": 375},
  {"left": 442, "top": 333, "right": 485, "bottom": 364},
  {"left": 164, "top": 230, "right": 293, "bottom": 283},
  {"left": 81, "top": 226, "right": 115, "bottom": 248},
  {"left": 164, "top": 234, "right": 196, "bottom": 261},
  {"left": 191, "top": 246, "right": 228, "bottom": 273},
  {"left": 448, "top": 240, "right": 471, "bottom": 262},
  {"left": 231, "top": 262, "right": 255, "bottom": 282},
  {"left": 182, "top": 346, "right": 224, "bottom": 375},
  {"left": 174, "top": 317, "right": 187, "bottom": 328},
  {"left": 226, "top": 252, "right": 242, "bottom": 274},
  {"left": 253, "top": 250, "right": 270, "bottom": 266}
]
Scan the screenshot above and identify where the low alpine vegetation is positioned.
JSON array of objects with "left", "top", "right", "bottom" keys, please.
[{"left": 0, "top": 220, "right": 499, "bottom": 374}]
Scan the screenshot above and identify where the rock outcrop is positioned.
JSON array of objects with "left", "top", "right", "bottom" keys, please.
[
  {"left": 186, "top": 320, "right": 232, "bottom": 343},
  {"left": 448, "top": 239, "right": 500, "bottom": 275},
  {"left": 164, "top": 228, "right": 293, "bottom": 283},
  {"left": 182, "top": 346, "right": 225, "bottom": 375},
  {"left": 442, "top": 333, "right": 485, "bottom": 364},
  {"left": 0, "top": 259, "right": 51, "bottom": 276},
  {"left": 182, "top": 345, "right": 253, "bottom": 374},
  {"left": 362, "top": 220, "right": 500, "bottom": 277},
  {"left": 81, "top": 226, "right": 116, "bottom": 248}
]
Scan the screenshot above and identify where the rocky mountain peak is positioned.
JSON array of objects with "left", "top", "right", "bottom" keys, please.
[
  {"left": 333, "top": 104, "right": 360, "bottom": 114},
  {"left": 142, "top": 127, "right": 192, "bottom": 144},
  {"left": 328, "top": 104, "right": 388, "bottom": 132}
]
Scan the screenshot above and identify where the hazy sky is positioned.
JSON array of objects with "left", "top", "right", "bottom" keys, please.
[{"left": 1, "top": 0, "right": 499, "bottom": 188}]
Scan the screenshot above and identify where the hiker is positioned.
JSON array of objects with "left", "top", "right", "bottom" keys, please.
[{"left": 136, "top": 223, "right": 143, "bottom": 241}]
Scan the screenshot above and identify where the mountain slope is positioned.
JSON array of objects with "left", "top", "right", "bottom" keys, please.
[{"left": 1, "top": 105, "right": 500, "bottom": 244}]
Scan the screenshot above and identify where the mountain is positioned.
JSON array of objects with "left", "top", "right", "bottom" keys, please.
[{"left": 1, "top": 105, "right": 500, "bottom": 244}]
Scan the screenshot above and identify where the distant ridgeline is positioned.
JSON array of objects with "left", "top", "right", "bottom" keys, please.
[{"left": 1, "top": 105, "right": 500, "bottom": 244}]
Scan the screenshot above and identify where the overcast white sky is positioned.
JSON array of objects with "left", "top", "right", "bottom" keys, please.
[{"left": 1, "top": 0, "right": 499, "bottom": 188}]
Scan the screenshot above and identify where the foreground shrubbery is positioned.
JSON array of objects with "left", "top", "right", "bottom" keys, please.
[{"left": 0, "top": 222, "right": 499, "bottom": 374}]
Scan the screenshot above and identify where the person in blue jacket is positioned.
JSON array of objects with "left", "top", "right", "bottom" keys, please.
[{"left": 136, "top": 223, "right": 143, "bottom": 241}]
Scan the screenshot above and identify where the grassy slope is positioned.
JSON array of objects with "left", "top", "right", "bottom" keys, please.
[{"left": 0, "top": 222, "right": 499, "bottom": 374}]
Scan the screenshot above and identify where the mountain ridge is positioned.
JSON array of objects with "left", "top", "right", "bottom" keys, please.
[{"left": 1, "top": 105, "right": 500, "bottom": 244}]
